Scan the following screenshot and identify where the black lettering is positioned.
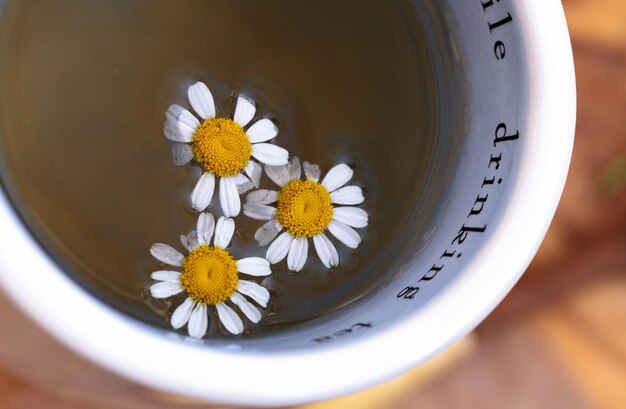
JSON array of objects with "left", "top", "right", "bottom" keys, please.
[
  {"left": 482, "top": 176, "right": 496, "bottom": 187},
  {"left": 494, "top": 41, "right": 506, "bottom": 59},
  {"left": 452, "top": 224, "right": 487, "bottom": 245},
  {"left": 397, "top": 286, "right": 420, "bottom": 300},
  {"left": 421, "top": 265, "right": 444, "bottom": 282},
  {"left": 494, "top": 123, "right": 519, "bottom": 146},
  {"left": 488, "top": 153, "right": 502, "bottom": 170},
  {"left": 441, "top": 249, "right": 456, "bottom": 258},
  {"left": 480, "top": 0, "right": 499, "bottom": 11},
  {"left": 312, "top": 323, "right": 371, "bottom": 343},
  {"left": 469, "top": 194, "right": 489, "bottom": 217},
  {"left": 488, "top": 13, "right": 513, "bottom": 33},
  {"left": 312, "top": 336, "right": 332, "bottom": 343}
]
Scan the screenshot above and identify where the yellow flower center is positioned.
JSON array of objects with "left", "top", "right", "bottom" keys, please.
[
  {"left": 180, "top": 246, "right": 239, "bottom": 305},
  {"left": 276, "top": 180, "right": 333, "bottom": 238},
  {"left": 192, "top": 118, "right": 252, "bottom": 177}
]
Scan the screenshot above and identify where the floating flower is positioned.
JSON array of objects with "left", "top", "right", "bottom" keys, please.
[
  {"left": 149, "top": 212, "right": 271, "bottom": 337},
  {"left": 164, "top": 81, "right": 289, "bottom": 217},
  {"left": 243, "top": 157, "right": 368, "bottom": 271}
]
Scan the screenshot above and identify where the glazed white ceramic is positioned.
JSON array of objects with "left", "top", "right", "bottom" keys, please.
[{"left": 0, "top": 0, "right": 575, "bottom": 406}]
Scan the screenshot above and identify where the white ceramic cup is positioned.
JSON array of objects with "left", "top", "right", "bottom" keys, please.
[{"left": 0, "top": 1, "right": 575, "bottom": 406}]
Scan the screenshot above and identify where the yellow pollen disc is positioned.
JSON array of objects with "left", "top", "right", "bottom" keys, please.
[
  {"left": 180, "top": 246, "right": 239, "bottom": 305},
  {"left": 276, "top": 180, "right": 333, "bottom": 238},
  {"left": 192, "top": 118, "right": 252, "bottom": 177}
]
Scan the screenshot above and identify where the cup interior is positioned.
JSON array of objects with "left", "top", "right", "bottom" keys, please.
[
  {"left": 0, "top": 0, "right": 465, "bottom": 347},
  {"left": 0, "top": 0, "right": 575, "bottom": 405}
]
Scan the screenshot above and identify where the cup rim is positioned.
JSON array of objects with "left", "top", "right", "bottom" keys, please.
[{"left": 0, "top": 1, "right": 575, "bottom": 406}]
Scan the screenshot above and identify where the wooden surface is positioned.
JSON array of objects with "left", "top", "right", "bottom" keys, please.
[{"left": 1, "top": 0, "right": 625, "bottom": 408}]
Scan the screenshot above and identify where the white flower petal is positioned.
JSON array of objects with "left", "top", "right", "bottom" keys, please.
[
  {"left": 254, "top": 219, "right": 283, "bottom": 246},
  {"left": 236, "top": 257, "right": 271, "bottom": 276},
  {"left": 177, "top": 123, "right": 197, "bottom": 142},
  {"left": 165, "top": 104, "right": 199, "bottom": 122},
  {"left": 287, "top": 237, "right": 308, "bottom": 272},
  {"left": 191, "top": 173, "right": 215, "bottom": 212},
  {"left": 216, "top": 303, "right": 244, "bottom": 335},
  {"left": 264, "top": 164, "right": 291, "bottom": 187},
  {"left": 328, "top": 220, "right": 361, "bottom": 249},
  {"left": 266, "top": 232, "right": 293, "bottom": 264},
  {"left": 246, "top": 118, "right": 278, "bottom": 143},
  {"left": 150, "top": 281, "right": 183, "bottom": 299},
  {"left": 332, "top": 207, "right": 369, "bottom": 228},
  {"left": 164, "top": 115, "right": 196, "bottom": 143},
  {"left": 313, "top": 233, "right": 339, "bottom": 268},
  {"left": 237, "top": 181, "right": 254, "bottom": 195},
  {"left": 287, "top": 156, "right": 301, "bottom": 181},
  {"left": 163, "top": 118, "right": 190, "bottom": 143},
  {"left": 231, "top": 292, "right": 262, "bottom": 323},
  {"left": 252, "top": 143, "right": 289, "bottom": 166},
  {"left": 164, "top": 104, "right": 199, "bottom": 140},
  {"left": 196, "top": 212, "right": 215, "bottom": 246},
  {"left": 187, "top": 81, "right": 215, "bottom": 120},
  {"left": 187, "top": 304, "right": 208, "bottom": 339},
  {"left": 150, "top": 243, "right": 184, "bottom": 266},
  {"left": 178, "top": 109, "right": 200, "bottom": 129},
  {"left": 219, "top": 176, "right": 241, "bottom": 218},
  {"left": 321, "top": 163, "right": 353, "bottom": 192},
  {"left": 244, "top": 160, "right": 262, "bottom": 188},
  {"left": 214, "top": 216, "right": 235, "bottom": 249},
  {"left": 233, "top": 96, "right": 256, "bottom": 127},
  {"left": 180, "top": 231, "right": 199, "bottom": 252},
  {"left": 171, "top": 297, "right": 194, "bottom": 329},
  {"left": 246, "top": 189, "right": 278, "bottom": 205},
  {"left": 170, "top": 143, "right": 194, "bottom": 166},
  {"left": 165, "top": 104, "right": 184, "bottom": 122},
  {"left": 237, "top": 280, "right": 270, "bottom": 308},
  {"left": 233, "top": 173, "right": 254, "bottom": 195},
  {"left": 151, "top": 270, "right": 181, "bottom": 283},
  {"left": 243, "top": 203, "right": 276, "bottom": 221},
  {"left": 330, "top": 185, "right": 364, "bottom": 205},
  {"left": 303, "top": 161, "right": 321, "bottom": 182}
]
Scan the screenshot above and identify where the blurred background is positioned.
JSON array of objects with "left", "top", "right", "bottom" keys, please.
[{"left": 0, "top": 0, "right": 624, "bottom": 407}]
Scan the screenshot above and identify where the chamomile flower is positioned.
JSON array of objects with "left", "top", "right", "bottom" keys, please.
[
  {"left": 243, "top": 157, "right": 368, "bottom": 271},
  {"left": 164, "top": 81, "right": 289, "bottom": 217},
  {"left": 149, "top": 212, "right": 271, "bottom": 337}
]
